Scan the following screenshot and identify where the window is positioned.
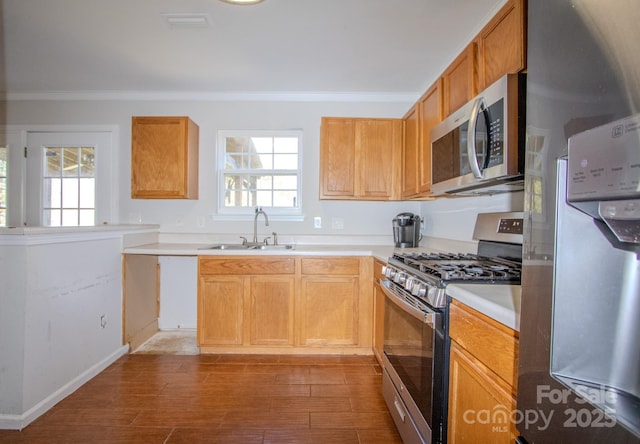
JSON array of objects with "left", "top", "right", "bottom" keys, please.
[
  {"left": 43, "top": 146, "right": 96, "bottom": 226},
  {"left": 0, "top": 146, "right": 7, "bottom": 227},
  {"left": 218, "top": 130, "right": 301, "bottom": 215},
  {"left": 25, "top": 130, "right": 115, "bottom": 227}
]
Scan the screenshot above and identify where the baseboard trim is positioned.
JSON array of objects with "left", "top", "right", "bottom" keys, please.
[{"left": 0, "top": 344, "right": 129, "bottom": 430}]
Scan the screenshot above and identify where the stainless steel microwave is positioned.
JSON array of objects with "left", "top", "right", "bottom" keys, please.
[{"left": 430, "top": 73, "right": 526, "bottom": 195}]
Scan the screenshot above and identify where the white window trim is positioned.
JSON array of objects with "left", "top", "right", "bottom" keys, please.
[
  {"left": 1, "top": 125, "right": 119, "bottom": 227},
  {"left": 215, "top": 129, "right": 303, "bottom": 220}
]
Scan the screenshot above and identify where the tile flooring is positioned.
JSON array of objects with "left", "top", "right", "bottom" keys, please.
[{"left": 0, "top": 353, "right": 403, "bottom": 443}]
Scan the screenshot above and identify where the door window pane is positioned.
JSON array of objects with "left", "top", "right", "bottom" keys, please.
[
  {"left": 43, "top": 146, "right": 96, "bottom": 226},
  {"left": 0, "top": 146, "right": 6, "bottom": 227}
]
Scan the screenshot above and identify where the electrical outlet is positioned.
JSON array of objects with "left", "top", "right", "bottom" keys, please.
[
  {"left": 314, "top": 216, "right": 322, "bottom": 229},
  {"left": 100, "top": 315, "right": 107, "bottom": 329},
  {"left": 197, "top": 216, "right": 205, "bottom": 227},
  {"left": 332, "top": 217, "right": 344, "bottom": 229}
]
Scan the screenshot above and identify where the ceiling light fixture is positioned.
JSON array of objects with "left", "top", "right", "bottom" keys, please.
[{"left": 219, "top": 0, "right": 265, "bottom": 5}]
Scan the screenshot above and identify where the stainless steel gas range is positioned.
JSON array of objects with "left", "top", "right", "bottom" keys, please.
[{"left": 380, "top": 212, "right": 523, "bottom": 444}]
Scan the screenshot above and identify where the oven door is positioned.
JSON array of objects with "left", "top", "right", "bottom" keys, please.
[{"left": 380, "top": 279, "right": 446, "bottom": 444}]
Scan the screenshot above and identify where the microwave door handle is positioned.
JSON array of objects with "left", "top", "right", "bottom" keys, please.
[{"left": 467, "top": 96, "right": 486, "bottom": 179}]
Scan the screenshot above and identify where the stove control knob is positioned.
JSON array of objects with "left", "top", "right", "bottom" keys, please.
[
  {"left": 404, "top": 278, "right": 414, "bottom": 291},
  {"left": 412, "top": 282, "right": 427, "bottom": 297},
  {"left": 394, "top": 272, "right": 407, "bottom": 285},
  {"left": 384, "top": 266, "right": 395, "bottom": 279}
]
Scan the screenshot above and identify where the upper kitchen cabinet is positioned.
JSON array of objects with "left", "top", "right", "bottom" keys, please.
[
  {"left": 131, "top": 116, "right": 199, "bottom": 199},
  {"left": 320, "top": 117, "right": 402, "bottom": 201},
  {"left": 476, "top": 0, "right": 527, "bottom": 90},
  {"left": 441, "top": 43, "right": 477, "bottom": 117},
  {"left": 402, "top": 79, "right": 442, "bottom": 199},
  {"left": 402, "top": 105, "right": 419, "bottom": 199},
  {"left": 417, "top": 80, "right": 442, "bottom": 195}
]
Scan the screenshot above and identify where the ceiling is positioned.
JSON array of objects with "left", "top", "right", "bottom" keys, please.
[{"left": 1, "top": 0, "right": 506, "bottom": 100}]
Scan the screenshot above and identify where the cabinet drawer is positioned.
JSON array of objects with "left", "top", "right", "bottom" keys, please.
[
  {"left": 199, "top": 256, "right": 295, "bottom": 275},
  {"left": 301, "top": 257, "right": 360, "bottom": 275},
  {"left": 449, "top": 300, "right": 519, "bottom": 387}
]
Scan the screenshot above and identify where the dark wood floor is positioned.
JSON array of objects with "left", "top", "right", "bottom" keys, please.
[{"left": 0, "top": 353, "right": 403, "bottom": 443}]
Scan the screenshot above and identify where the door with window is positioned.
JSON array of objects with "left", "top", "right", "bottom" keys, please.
[{"left": 26, "top": 131, "right": 114, "bottom": 226}]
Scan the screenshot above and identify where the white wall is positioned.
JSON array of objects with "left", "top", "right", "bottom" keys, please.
[
  {"left": 4, "top": 98, "right": 422, "bottom": 240},
  {"left": 158, "top": 256, "right": 197, "bottom": 329},
  {"left": 421, "top": 191, "right": 524, "bottom": 242},
  {"left": 0, "top": 231, "right": 129, "bottom": 429},
  {"left": 0, "top": 245, "right": 27, "bottom": 418}
]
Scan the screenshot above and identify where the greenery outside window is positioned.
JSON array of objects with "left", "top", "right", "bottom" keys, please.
[{"left": 218, "top": 130, "right": 302, "bottom": 217}]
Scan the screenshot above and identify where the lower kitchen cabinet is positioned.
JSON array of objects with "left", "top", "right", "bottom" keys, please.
[
  {"left": 299, "top": 257, "right": 361, "bottom": 347},
  {"left": 198, "top": 276, "right": 245, "bottom": 346},
  {"left": 250, "top": 276, "right": 295, "bottom": 346},
  {"left": 197, "top": 255, "right": 373, "bottom": 354},
  {"left": 198, "top": 257, "right": 295, "bottom": 349},
  {"left": 372, "top": 259, "right": 386, "bottom": 364},
  {"left": 447, "top": 300, "right": 519, "bottom": 443},
  {"left": 299, "top": 276, "right": 358, "bottom": 346}
]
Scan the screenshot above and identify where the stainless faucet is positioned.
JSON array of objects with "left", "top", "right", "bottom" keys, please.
[{"left": 253, "top": 207, "right": 269, "bottom": 244}]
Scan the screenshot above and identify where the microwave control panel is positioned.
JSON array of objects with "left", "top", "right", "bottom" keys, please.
[{"left": 568, "top": 113, "right": 640, "bottom": 201}]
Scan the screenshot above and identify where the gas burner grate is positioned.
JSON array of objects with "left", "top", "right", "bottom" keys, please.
[{"left": 391, "top": 252, "right": 521, "bottom": 283}]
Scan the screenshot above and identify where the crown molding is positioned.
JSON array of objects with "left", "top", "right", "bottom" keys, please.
[{"left": 1, "top": 90, "right": 420, "bottom": 103}]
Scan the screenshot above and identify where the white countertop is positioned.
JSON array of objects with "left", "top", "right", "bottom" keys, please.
[
  {"left": 123, "top": 242, "right": 398, "bottom": 261},
  {"left": 123, "top": 241, "right": 520, "bottom": 331},
  {"left": 446, "top": 284, "right": 521, "bottom": 331}
]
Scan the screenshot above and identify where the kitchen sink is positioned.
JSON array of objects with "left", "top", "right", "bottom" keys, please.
[
  {"left": 253, "top": 244, "right": 294, "bottom": 250},
  {"left": 199, "top": 243, "right": 250, "bottom": 250},
  {"left": 199, "top": 243, "right": 294, "bottom": 250}
]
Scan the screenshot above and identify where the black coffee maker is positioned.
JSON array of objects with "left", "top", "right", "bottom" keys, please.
[{"left": 392, "top": 213, "right": 422, "bottom": 248}]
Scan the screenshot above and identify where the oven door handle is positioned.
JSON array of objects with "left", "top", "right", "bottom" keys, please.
[{"left": 381, "top": 280, "right": 436, "bottom": 327}]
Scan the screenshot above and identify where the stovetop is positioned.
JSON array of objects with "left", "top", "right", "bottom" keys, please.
[
  {"left": 382, "top": 212, "right": 524, "bottom": 309},
  {"left": 390, "top": 252, "right": 521, "bottom": 284}
]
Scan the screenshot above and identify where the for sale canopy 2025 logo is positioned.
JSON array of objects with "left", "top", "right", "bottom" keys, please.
[{"left": 462, "top": 384, "right": 618, "bottom": 433}]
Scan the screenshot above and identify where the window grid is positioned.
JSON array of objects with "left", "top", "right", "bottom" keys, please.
[
  {"left": 43, "top": 146, "right": 96, "bottom": 227},
  {"left": 220, "top": 131, "right": 301, "bottom": 213},
  {"left": 0, "top": 146, "right": 7, "bottom": 227}
]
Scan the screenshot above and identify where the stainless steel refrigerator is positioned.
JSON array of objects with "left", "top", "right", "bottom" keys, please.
[{"left": 518, "top": 0, "right": 640, "bottom": 442}]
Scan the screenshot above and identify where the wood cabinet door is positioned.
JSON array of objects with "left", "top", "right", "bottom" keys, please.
[
  {"left": 477, "top": 0, "right": 526, "bottom": 90},
  {"left": 402, "top": 105, "right": 419, "bottom": 198},
  {"left": 448, "top": 343, "right": 518, "bottom": 443},
  {"left": 356, "top": 119, "right": 402, "bottom": 200},
  {"left": 131, "top": 116, "right": 198, "bottom": 199},
  {"left": 319, "top": 117, "right": 356, "bottom": 198},
  {"left": 449, "top": 301, "right": 519, "bottom": 387},
  {"left": 418, "top": 80, "right": 442, "bottom": 195},
  {"left": 249, "top": 276, "right": 295, "bottom": 346},
  {"left": 198, "top": 276, "right": 245, "bottom": 346},
  {"left": 442, "top": 44, "right": 477, "bottom": 117},
  {"left": 372, "top": 261, "right": 386, "bottom": 364},
  {"left": 299, "top": 276, "right": 359, "bottom": 346}
]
